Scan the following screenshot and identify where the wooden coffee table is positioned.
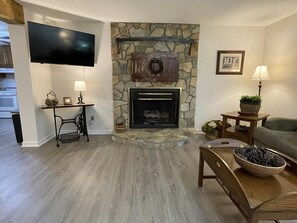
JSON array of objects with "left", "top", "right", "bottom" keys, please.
[{"left": 198, "top": 138, "right": 297, "bottom": 223}]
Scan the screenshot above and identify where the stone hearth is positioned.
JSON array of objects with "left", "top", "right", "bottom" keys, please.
[{"left": 111, "top": 128, "right": 204, "bottom": 149}]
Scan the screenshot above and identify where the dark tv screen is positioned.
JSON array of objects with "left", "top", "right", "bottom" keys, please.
[{"left": 28, "top": 22, "right": 95, "bottom": 67}]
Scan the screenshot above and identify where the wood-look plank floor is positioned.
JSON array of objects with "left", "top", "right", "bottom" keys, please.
[{"left": 0, "top": 119, "right": 295, "bottom": 223}]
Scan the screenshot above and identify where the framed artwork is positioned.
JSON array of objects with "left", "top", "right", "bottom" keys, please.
[
  {"left": 216, "top": 50, "right": 245, "bottom": 75},
  {"left": 63, "top": 97, "right": 72, "bottom": 105}
]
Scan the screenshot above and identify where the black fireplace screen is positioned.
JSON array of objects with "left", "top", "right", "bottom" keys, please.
[{"left": 129, "top": 88, "right": 180, "bottom": 128}]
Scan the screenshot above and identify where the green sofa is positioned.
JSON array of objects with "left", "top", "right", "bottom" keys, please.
[{"left": 253, "top": 117, "right": 297, "bottom": 160}]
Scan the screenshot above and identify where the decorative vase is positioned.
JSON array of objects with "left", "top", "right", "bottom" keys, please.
[{"left": 240, "top": 103, "right": 261, "bottom": 115}]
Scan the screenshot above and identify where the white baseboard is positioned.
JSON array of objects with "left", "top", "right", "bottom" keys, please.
[
  {"left": 21, "top": 141, "right": 40, "bottom": 148},
  {"left": 89, "top": 130, "right": 113, "bottom": 135},
  {"left": 21, "top": 130, "right": 112, "bottom": 148}
]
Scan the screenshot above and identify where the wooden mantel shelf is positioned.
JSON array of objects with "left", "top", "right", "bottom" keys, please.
[{"left": 115, "top": 37, "right": 195, "bottom": 54}]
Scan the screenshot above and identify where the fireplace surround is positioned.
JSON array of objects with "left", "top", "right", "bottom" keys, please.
[
  {"left": 111, "top": 23, "right": 200, "bottom": 128},
  {"left": 129, "top": 88, "right": 181, "bottom": 128}
]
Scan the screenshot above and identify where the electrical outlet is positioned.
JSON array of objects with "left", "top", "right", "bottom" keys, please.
[{"left": 90, "top": 116, "right": 94, "bottom": 125}]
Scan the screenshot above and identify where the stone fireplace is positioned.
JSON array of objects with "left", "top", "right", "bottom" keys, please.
[{"left": 111, "top": 23, "right": 200, "bottom": 128}]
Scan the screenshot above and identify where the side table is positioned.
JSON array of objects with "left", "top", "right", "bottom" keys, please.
[
  {"left": 42, "top": 103, "right": 94, "bottom": 147},
  {"left": 221, "top": 111, "right": 269, "bottom": 145}
]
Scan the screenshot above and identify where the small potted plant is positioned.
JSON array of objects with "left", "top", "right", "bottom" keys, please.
[
  {"left": 239, "top": 95, "right": 261, "bottom": 115},
  {"left": 201, "top": 120, "right": 223, "bottom": 140}
]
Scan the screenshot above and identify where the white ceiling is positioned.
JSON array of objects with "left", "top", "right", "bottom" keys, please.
[
  {"left": 2, "top": 0, "right": 297, "bottom": 44},
  {"left": 17, "top": 0, "right": 297, "bottom": 26}
]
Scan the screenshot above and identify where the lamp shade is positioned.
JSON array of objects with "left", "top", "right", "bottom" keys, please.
[
  {"left": 74, "top": 81, "right": 86, "bottom": 91},
  {"left": 252, "top": 65, "right": 270, "bottom": 81}
]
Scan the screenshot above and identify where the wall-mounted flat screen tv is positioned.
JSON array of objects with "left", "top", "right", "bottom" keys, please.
[{"left": 28, "top": 22, "right": 95, "bottom": 67}]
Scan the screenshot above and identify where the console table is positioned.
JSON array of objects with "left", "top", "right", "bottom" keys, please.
[
  {"left": 198, "top": 138, "right": 297, "bottom": 223},
  {"left": 221, "top": 111, "right": 269, "bottom": 144},
  {"left": 42, "top": 103, "right": 94, "bottom": 147}
]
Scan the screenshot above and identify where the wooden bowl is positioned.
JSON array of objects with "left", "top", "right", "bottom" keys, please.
[{"left": 233, "top": 148, "right": 286, "bottom": 177}]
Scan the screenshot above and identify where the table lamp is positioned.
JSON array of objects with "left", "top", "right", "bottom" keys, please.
[
  {"left": 74, "top": 81, "right": 86, "bottom": 104},
  {"left": 251, "top": 65, "right": 270, "bottom": 96}
]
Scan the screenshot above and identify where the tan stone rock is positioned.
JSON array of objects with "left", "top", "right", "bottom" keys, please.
[
  {"left": 111, "top": 27, "right": 120, "bottom": 39},
  {"left": 150, "top": 28, "right": 165, "bottom": 37},
  {"left": 121, "top": 104, "right": 128, "bottom": 114},
  {"left": 165, "top": 27, "right": 176, "bottom": 37},
  {"left": 178, "top": 53, "right": 186, "bottom": 63},
  {"left": 118, "top": 23, "right": 126, "bottom": 28},
  {"left": 179, "top": 119, "right": 187, "bottom": 128},
  {"left": 114, "top": 81, "right": 125, "bottom": 92},
  {"left": 121, "top": 43, "right": 130, "bottom": 51},
  {"left": 127, "top": 45, "right": 134, "bottom": 56},
  {"left": 145, "top": 48, "right": 154, "bottom": 53},
  {"left": 180, "top": 62, "right": 193, "bottom": 73},
  {"left": 120, "top": 27, "right": 129, "bottom": 36},
  {"left": 179, "top": 71, "right": 189, "bottom": 79},
  {"left": 113, "top": 61, "right": 121, "bottom": 75},
  {"left": 114, "top": 100, "right": 127, "bottom": 108},
  {"left": 140, "top": 23, "right": 149, "bottom": 30},
  {"left": 176, "top": 79, "right": 187, "bottom": 90},
  {"left": 186, "top": 95, "right": 192, "bottom": 103},
  {"left": 112, "top": 47, "right": 120, "bottom": 60},
  {"left": 192, "top": 26, "right": 200, "bottom": 33},
  {"left": 167, "top": 42, "right": 175, "bottom": 51},
  {"left": 113, "top": 89, "right": 122, "bottom": 100},
  {"left": 125, "top": 81, "right": 136, "bottom": 90},
  {"left": 129, "top": 27, "right": 148, "bottom": 37},
  {"left": 180, "top": 90, "right": 189, "bottom": 102},
  {"left": 187, "top": 118, "right": 195, "bottom": 127},
  {"left": 191, "top": 32, "right": 199, "bottom": 40},
  {"left": 112, "top": 75, "right": 119, "bottom": 85},
  {"left": 190, "top": 77, "right": 197, "bottom": 87},
  {"left": 183, "top": 29, "right": 191, "bottom": 38},
  {"left": 185, "top": 111, "right": 195, "bottom": 119},
  {"left": 177, "top": 29, "right": 182, "bottom": 37},
  {"left": 132, "top": 23, "right": 140, "bottom": 29},
  {"left": 175, "top": 44, "right": 186, "bottom": 53},
  {"left": 189, "top": 86, "right": 196, "bottom": 96},
  {"left": 121, "top": 51, "right": 126, "bottom": 60},
  {"left": 113, "top": 106, "right": 121, "bottom": 116},
  {"left": 153, "top": 42, "right": 169, "bottom": 52},
  {"left": 122, "top": 91, "right": 128, "bottom": 101},
  {"left": 181, "top": 25, "right": 189, "bottom": 30},
  {"left": 181, "top": 103, "right": 189, "bottom": 112},
  {"left": 122, "top": 74, "right": 131, "bottom": 83},
  {"left": 135, "top": 82, "right": 152, "bottom": 88},
  {"left": 190, "top": 98, "right": 196, "bottom": 110},
  {"left": 191, "top": 68, "right": 197, "bottom": 77}
]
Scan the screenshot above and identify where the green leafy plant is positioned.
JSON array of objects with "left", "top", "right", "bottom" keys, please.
[
  {"left": 201, "top": 120, "right": 223, "bottom": 134},
  {"left": 240, "top": 95, "right": 261, "bottom": 105}
]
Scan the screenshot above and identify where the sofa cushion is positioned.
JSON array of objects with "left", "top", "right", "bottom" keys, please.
[
  {"left": 253, "top": 127, "right": 297, "bottom": 159},
  {"left": 265, "top": 117, "right": 297, "bottom": 131}
]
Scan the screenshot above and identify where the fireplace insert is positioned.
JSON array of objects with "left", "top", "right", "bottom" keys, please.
[{"left": 129, "top": 88, "right": 181, "bottom": 128}]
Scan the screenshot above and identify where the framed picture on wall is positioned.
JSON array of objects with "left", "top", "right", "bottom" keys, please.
[
  {"left": 63, "top": 97, "right": 72, "bottom": 105},
  {"left": 216, "top": 50, "right": 245, "bottom": 75}
]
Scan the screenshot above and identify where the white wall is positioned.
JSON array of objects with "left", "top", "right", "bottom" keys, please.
[
  {"left": 8, "top": 24, "right": 41, "bottom": 147},
  {"left": 8, "top": 6, "right": 113, "bottom": 147},
  {"left": 263, "top": 13, "right": 297, "bottom": 118},
  {"left": 50, "top": 22, "right": 113, "bottom": 134},
  {"left": 195, "top": 25, "right": 266, "bottom": 128}
]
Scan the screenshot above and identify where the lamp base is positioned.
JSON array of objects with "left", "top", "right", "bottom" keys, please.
[{"left": 77, "top": 92, "right": 85, "bottom": 104}]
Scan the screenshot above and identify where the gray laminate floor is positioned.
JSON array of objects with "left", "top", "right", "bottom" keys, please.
[{"left": 0, "top": 119, "right": 295, "bottom": 223}]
